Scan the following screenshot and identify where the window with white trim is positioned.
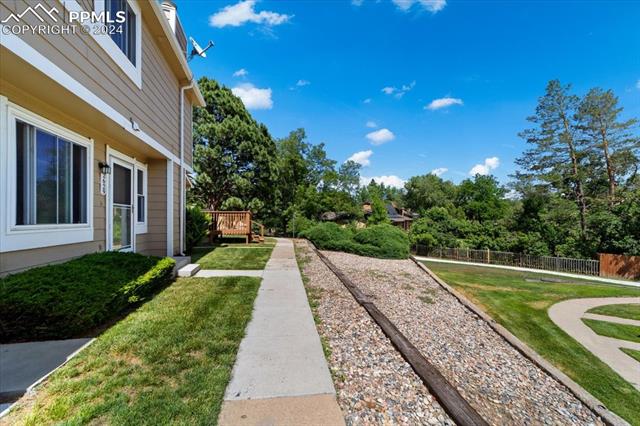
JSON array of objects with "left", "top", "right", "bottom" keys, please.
[
  {"left": 105, "top": 0, "right": 137, "bottom": 66},
  {"left": 135, "top": 164, "right": 147, "bottom": 233},
  {"left": 0, "top": 98, "right": 94, "bottom": 253},
  {"left": 15, "top": 121, "right": 88, "bottom": 225}
]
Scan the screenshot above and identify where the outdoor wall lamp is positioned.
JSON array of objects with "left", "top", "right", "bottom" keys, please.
[{"left": 99, "top": 162, "right": 111, "bottom": 175}]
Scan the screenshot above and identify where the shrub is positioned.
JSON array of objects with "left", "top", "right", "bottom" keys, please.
[
  {"left": 354, "top": 224, "right": 410, "bottom": 258},
  {"left": 186, "top": 206, "right": 211, "bottom": 253},
  {"left": 300, "top": 222, "right": 353, "bottom": 250},
  {"left": 0, "top": 252, "right": 175, "bottom": 343},
  {"left": 301, "top": 222, "right": 409, "bottom": 259},
  {"left": 287, "top": 212, "right": 316, "bottom": 237}
]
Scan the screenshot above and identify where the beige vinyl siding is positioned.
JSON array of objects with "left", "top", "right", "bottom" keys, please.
[
  {"left": 183, "top": 98, "right": 193, "bottom": 167},
  {"left": 173, "top": 162, "right": 181, "bottom": 254},
  {"left": 0, "top": 241, "right": 101, "bottom": 276},
  {"left": 1, "top": 0, "right": 182, "bottom": 158},
  {"left": 78, "top": 0, "right": 94, "bottom": 11},
  {"left": 144, "top": 159, "right": 168, "bottom": 257}
]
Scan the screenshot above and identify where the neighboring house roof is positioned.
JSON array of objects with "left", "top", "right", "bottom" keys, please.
[
  {"left": 362, "top": 202, "right": 416, "bottom": 222},
  {"left": 141, "top": 1, "right": 205, "bottom": 107}
]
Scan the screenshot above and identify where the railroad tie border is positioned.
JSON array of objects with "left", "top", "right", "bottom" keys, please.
[{"left": 309, "top": 244, "right": 488, "bottom": 426}]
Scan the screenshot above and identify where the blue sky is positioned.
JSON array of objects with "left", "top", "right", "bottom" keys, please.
[{"left": 178, "top": 0, "right": 640, "bottom": 188}]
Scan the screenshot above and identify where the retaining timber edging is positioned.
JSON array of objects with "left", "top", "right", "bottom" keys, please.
[{"left": 410, "top": 255, "right": 629, "bottom": 426}]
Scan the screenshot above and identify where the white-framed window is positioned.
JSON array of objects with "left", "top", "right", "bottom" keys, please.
[
  {"left": 0, "top": 97, "right": 94, "bottom": 253},
  {"left": 93, "top": 0, "right": 142, "bottom": 87},
  {"left": 57, "top": 0, "right": 142, "bottom": 88},
  {"left": 135, "top": 162, "right": 148, "bottom": 234},
  {"left": 104, "top": 0, "right": 138, "bottom": 66}
]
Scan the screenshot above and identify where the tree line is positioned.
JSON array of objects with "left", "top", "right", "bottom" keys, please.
[{"left": 189, "top": 77, "right": 639, "bottom": 259}]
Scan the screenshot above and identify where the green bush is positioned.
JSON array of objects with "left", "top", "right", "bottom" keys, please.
[
  {"left": 301, "top": 222, "right": 409, "bottom": 259},
  {"left": 287, "top": 213, "right": 316, "bottom": 236},
  {"left": 0, "top": 252, "right": 175, "bottom": 343},
  {"left": 354, "top": 224, "right": 410, "bottom": 258},
  {"left": 186, "top": 206, "right": 211, "bottom": 253}
]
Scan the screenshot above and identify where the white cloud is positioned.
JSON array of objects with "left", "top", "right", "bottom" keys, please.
[
  {"left": 231, "top": 83, "right": 273, "bottom": 110},
  {"left": 233, "top": 68, "right": 248, "bottom": 77},
  {"left": 296, "top": 79, "right": 310, "bottom": 87},
  {"left": 366, "top": 128, "right": 395, "bottom": 145},
  {"left": 431, "top": 167, "right": 448, "bottom": 176},
  {"left": 366, "top": 120, "right": 378, "bottom": 128},
  {"left": 392, "top": 0, "right": 447, "bottom": 13},
  {"left": 352, "top": 0, "right": 364, "bottom": 5},
  {"left": 504, "top": 189, "right": 520, "bottom": 200},
  {"left": 347, "top": 150, "right": 373, "bottom": 166},
  {"left": 636, "top": 79, "right": 640, "bottom": 89},
  {"left": 382, "top": 81, "right": 416, "bottom": 98},
  {"left": 426, "top": 97, "right": 463, "bottom": 110},
  {"left": 363, "top": 98, "right": 372, "bottom": 104},
  {"left": 360, "top": 175, "right": 406, "bottom": 189},
  {"left": 209, "top": 0, "right": 292, "bottom": 28},
  {"left": 469, "top": 156, "right": 500, "bottom": 176}
]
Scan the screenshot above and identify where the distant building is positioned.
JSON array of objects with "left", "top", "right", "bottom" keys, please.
[{"left": 362, "top": 202, "right": 417, "bottom": 231}]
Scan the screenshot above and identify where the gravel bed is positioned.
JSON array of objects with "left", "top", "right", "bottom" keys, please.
[
  {"left": 322, "top": 250, "right": 604, "bottom": 426},
  {"left": 295, "top": 240, "right": 453, "bottom": 426}
]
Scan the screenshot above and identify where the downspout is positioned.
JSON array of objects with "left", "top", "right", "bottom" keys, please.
[{"left": 179, "top": 81, "right": 193, "bottom": 256}]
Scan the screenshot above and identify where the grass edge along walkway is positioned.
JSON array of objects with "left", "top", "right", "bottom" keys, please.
[
  {"left": 588, "top": 303, "right": 640, "bottom": 321},
  {"left": 422, "top": 260, "right": 640, "bottom": 426},
  {"left": 191, "top": 245, "right": 274, "bottom": 270},
  {"left": 1, "top": 276, "right": 260, "bottom": 426}
]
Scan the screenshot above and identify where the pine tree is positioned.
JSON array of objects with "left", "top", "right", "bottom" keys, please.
[
  {"left": 515, "top": 80, "right": 588, "bottom": 237},
  {"left": 576, "top": 88, "right": 639, "bottom": 204}
]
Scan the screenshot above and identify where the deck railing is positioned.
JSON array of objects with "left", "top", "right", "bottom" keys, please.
[{"left": 412, "top": 245, "right": 600, "bottom": 276}]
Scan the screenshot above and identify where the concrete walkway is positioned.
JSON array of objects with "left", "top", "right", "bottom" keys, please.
[
  {"left": 0, "top": 338, "right": 93, "bottom": 414},
  {"left": 548, "top": 297, "right": 640, "bottom": 390},
  {"left": 218, "top": 238, "right": 344, "bottom": 426},
  {"left": 415, "top": 256, "right": 640, "bottom": 287}
]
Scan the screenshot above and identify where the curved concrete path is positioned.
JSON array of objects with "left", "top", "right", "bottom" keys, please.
[
  {"left": 548, "top": 298, "right": 640, "bottom": 390},
  {"left": 218, "top": 238, "right": 344, "bottom": 425}
]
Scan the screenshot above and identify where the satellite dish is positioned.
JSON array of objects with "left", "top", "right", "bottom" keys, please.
[{"left": 188, "top": 37, "right": 214, "bottom": 62}]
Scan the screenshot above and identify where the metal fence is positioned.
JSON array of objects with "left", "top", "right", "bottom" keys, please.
[{"left": 412, "top": 245, "right": 600, "bottom": 276}]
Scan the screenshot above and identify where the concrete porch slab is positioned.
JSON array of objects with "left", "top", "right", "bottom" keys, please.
[
  {"left": 0, "top": 338, "right": 92, "bottom": 397},
  {"left": 218, "top": 394, "right": 344, "bottom": 426}
]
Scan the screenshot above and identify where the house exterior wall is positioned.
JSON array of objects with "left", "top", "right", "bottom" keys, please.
[
  {"left": 0, "top": 0, "right": 182, "bottom": 159},
  {"left": 0, "top": 0, "right": 199, "bottom": 275}
]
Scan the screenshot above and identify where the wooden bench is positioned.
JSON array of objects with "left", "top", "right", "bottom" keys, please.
[{"left": 204, "top": 210, "right": 264, "bottom": 244}]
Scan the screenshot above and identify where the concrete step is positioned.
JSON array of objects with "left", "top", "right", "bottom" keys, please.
[{"left": 178, "top": 263, "right": 201, "bottom": 277}]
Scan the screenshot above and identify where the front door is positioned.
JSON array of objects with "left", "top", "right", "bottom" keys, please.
[{"left": 109, "top": 158, "right": 134, "bottom": 252}]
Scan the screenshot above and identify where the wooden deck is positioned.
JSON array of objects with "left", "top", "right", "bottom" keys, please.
[{"left": 204, "top": 210, "right": 265, "bottom": 244}]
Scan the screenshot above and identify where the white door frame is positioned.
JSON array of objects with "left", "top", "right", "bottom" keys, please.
[{"left": 106, "top": 147, "right": 136, "bottom": 252}]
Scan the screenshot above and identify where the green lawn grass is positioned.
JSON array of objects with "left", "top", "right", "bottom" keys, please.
[
  {"left": 422, "top": 261, "right": 640, "bottom": 426},
  {"left": 191, "top": 244, "right": 274, "bottom": 270},
  {"left": 587, "top": 303, "right": 640, "bottom": 321},
  {"left": 621, "top": 348, "right": 640, "bottom": 363},
  {"left": 583, "top": 319, "right": 640, "bottom": 343},
  {"left": 3, "top": 276, "right": 260, "bottom": 426}
]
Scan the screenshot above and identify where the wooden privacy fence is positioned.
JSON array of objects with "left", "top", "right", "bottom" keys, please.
[
  {"left": 599, "top": 253, "right": 640, "bottom": 280},
  {"left": 413, "top": 246, "right": 601, "bottom": 276}
]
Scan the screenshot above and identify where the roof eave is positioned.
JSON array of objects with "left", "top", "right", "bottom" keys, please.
[{"left": 141, "top": 1, "right": 206, "bottom": 107}]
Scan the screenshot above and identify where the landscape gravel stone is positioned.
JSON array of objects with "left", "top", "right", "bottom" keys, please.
[
  {"left": 321, "top": 248, "right": 605, "bottom": 426},
  {"left": 295, "top": 240, "right": 453, "bottom": 426}
]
